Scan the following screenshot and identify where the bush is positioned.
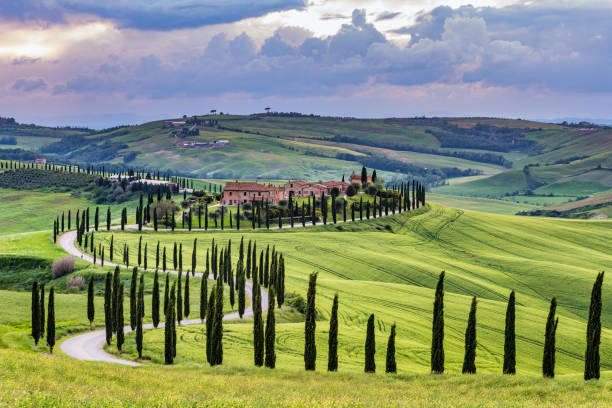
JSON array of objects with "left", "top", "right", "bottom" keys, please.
[
  {"left": 346, "top": 184, "right": 357, "bottom": 197},
  {"left": 52, "top": 256, "right": 75, "bottom": 278},
  {"left": 66, "top": 276, "right": 85, "bottom": 290},
  {"left": 285, "top": 292, "right": 306, "bottom": 314}
]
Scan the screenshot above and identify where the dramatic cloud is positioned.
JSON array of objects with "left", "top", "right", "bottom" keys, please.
[
  {"left": 3, "top": 1, "right": 612, "bottom": 126},
  {"left": 0, "top": 0, "right": 305, "bottom": 30}
]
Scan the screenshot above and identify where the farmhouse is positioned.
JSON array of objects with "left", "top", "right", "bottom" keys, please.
[
  {"left": 222, "top": 182, "right": 283, "bottom": 205},
  {"left": 222, "top": 178, "right": 350, "bottom": 205},
  {"left": 350, "top": 170, "right": 371, "bottom": 187}
]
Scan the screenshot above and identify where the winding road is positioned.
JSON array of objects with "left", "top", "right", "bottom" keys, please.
[{"left": 58, "top": 228, "right": 268, "bottom": 366}]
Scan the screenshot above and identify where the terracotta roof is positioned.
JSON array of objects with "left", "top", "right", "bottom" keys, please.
[
  {"left": 224, "top": 182, "right": 276, "bottom": 192},
  {"left": 319, "top": 181, "right": 348, "bottom": 187},
  {"left": 288, "top": 180, "right": 310, "bottom": 186}
]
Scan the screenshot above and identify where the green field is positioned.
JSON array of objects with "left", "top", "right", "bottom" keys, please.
[{"left": 0, "top": 200, "right": 611, "bottom": 406}]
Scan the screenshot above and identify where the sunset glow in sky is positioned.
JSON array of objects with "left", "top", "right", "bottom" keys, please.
[{"left": 2, "top": 0, "right": 612, "bottom": 127}]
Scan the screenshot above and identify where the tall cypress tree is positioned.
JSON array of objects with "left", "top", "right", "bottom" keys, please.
[
  {"left": 304, "top": 272, "right": 318, "bottom": 370},
  {"left": 184, "top": 273, "right": 190, "bottom": 318},
  {"left": 503, "top": 290, "right": 516, "bottom": 375},
  {"left": 136, "top": 275, "right": 144, "bottom": 359},
  {"left": 192, "top": 238, "right": 197, "bottom": 276},
  {"left": 106, "top": 207, "right": 111, "bottom": 230},
  {"left": 46, "top": 287, "right": 55, "bottom": 354},
  {"left": 265, "top": 287, "right": 276, "bottom": 368},
  {"left": 31, "top": 281, "right": 40, "bottom": 345},
  {"left": 462, "top": 297, "right": 477, "bottom": 374},
  {"left": 542, "top": 297, "right": 559, "bottom": 378},
  {"left": 164, "top": 273, "right": 169, "bottom": 316},
  {"left": 152, "top": 270, "right": 160, "bottom": 328},
  {"left": 177, "top": 271, "right": 182, "bottom": 324},
  {"left": 200, "top": 273, "right": 207, "bottom": 321},
  {"left": 328, "top": 293, "right": 338, "bottom": 372},
  {"left": 386, "top": 323, "right": 397, "bottom": 374},
  {"left": 173, "top": 242, "right": 178, "bottom": 270},
  {"left": 116, "top": 283, "right": 125, "bottom": 351},
  {"left": 364, "top": 313, "right": 376, "bottom": 373},
  {"left": 238, "top": 257, "right": 246, "bottom": 318},
  {"left": 253, "top": 280, "right": 264, "bottom": 367},
  {"left": 585, "top": 271, "right": 604, "bottom": 380},
  {"left": 165, "top": 283, "right": 175, "bottom": 364},
  {"left": 212, "top": 278, "right": 224, "bottom": 365},
  {"left": 104, "top": 272, "right": 112, "bottom": 345},
  {"left": 431, "top": 271, "right": 445, "bottom": 374},
  {"left": 206, "top": 288, "right": 216, "bottom": 365},
  {"left": 130, "top": 267, "right": 138, "bottom": 330},
  {"left": 112, "top": 266, "right": 121, "bottom": 333},
  {"left": 87, "top": 275, "right": 95, "bottom": 328}
]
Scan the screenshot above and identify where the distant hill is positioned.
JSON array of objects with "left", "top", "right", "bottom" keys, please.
[
  {"left": 1, "top": 114, "right": 611, "bottom": 200},
  {"left": 516, "top": 192, "right": 612, "bottom": 219}
]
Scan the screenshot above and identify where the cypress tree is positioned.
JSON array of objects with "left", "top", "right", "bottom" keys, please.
[
  {"left": 152, "top": 270, "right": 160, "bottom": 328},
  {"left": 328, "top": 293, "right": 338, "bottom": 372},
  {"left": 164, "top": 283, "right": 175, "bottom": 364},
  {"left": 110, "top": 235, "right": 114, "bottom": 261},
  {"left": 542, "top": 297, "right": 559, "bottom": 378},
  {"left": 47, "top": 287, "right": 55, "bottom": 354},
  {"left": 179, "top": 243, "right": 183, "bottom": 272},
  {"left": 192, "top": 238, "right": 197, "bottom": 276},
  {"left": 177, "top": 271, "right": 182, "bottom": 324},
  {"left": 138, "top": 236, "right": 142, "bottom": 266},
  {"left": 503, "top": 290, "right": 516, "bottom": 375},
  {"left": 164, "top": 273, "right": 170, "bottom": 316},
  {"left": 116, "top": 283, "right": 125, "bottom": 351},
  {"left": 130, "top": 267, "right": 138, "bottom": 330},
  {"left": 585, "top": 271, "right": 604, "bottom": 380},
  {"left": 136, "top": 275, "right": 144, "bottom": 358},
  {"left": 265, "top": 286, "right": 276, "bottom": 368},
  {"left": 246, "top": 241, "right": 252, "bottom": 279},
  {"left": 212, "top": 278, "right": 224, "bottom": 365},
  {"left": 386, "top": 323, "right": 397, "bottom": 374},
  {"left": 184, "top": 273, "right": 190, "bottom": 318},
  {"left": 156, "top": 241, "right": 160, "bottom": 269},
  {"left": 95, "top": 207, "right": 99, "bottom": 231},
  {"left": 200, "top": 273, "right": 207, "bottom": 321},
  {"left": 87, "top": 275, "right": 95, "bottom": 328},
  {"left": 31, "top": 281, "right": 40, "bottom": 345},
  {"left": 173, "top": 242, "right": 178, "bottom": 270},
  {"left": 163, "top": 246, "right": 167, "bottom": 271},
  {"left": 104, "top": 273, "right": 112, "bottom": 345},
  {"left": 431, "top": 271, "right": 445, "bottom": 374},
  {"left": 107, "top": 207, "right": 111, "bottom": 230},
  {"left": 253, "top": 281, "right": 264, "bottom": 367},
  {"left": 111, "top": 266, "right": 121, "bottom": 334},
  {"left": 206, "top": 288, "right": 216, "bottom": 364},
  {"left": 238, "top": 260, "right": 245, "bottom": 318},
  {"left": 462, "top": 297, "right": 477, "bottom": 374},
  {"left": 304, "top": 272, "right": 318, "bottom": 371},
  {"left": 364, "top": 313, "right": 376, "bottom": 373},
  {"left": 144, "top": 243, "right": 148, "bottom": 270}
]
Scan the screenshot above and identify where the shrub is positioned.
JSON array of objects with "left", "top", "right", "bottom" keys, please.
[
  {"left": 284, "top": 292, "right": 306, "bottom": 314},
  {"left": 67, "top": 276, "right": 85, "bottom": 290},
  {"left": 52, "top": 256, "right": 75, "bottom": 278},
  {"left": 346, "top": 185, "right": 357, "bottom": 197}
]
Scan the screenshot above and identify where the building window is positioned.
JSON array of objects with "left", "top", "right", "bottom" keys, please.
[
  {"left": 244, "top": 192, "right": 246, "bottom": 196},
  {"left": 229, "top": 191, "right": 232, "bottom": 196},
  {"left": 258, "top": 192, "right": 261, "bottom": 196}
]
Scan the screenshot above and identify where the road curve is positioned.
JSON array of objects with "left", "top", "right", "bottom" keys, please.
[{"left": 58, "top": 229, "right": 268, "bottom": 366}]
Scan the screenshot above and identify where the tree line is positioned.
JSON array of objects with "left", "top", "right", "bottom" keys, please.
[{"left": 31, "top": 267, "right": 604, "bottom": 380}]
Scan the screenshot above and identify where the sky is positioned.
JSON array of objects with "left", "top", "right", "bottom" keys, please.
[{"left": 1, "top": 0, "right": 612, "bottom": 128}]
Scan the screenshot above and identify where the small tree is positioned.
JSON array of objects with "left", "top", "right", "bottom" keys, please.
[{"left": 386, "top": 323, "right": 397, "bottom": 374}]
